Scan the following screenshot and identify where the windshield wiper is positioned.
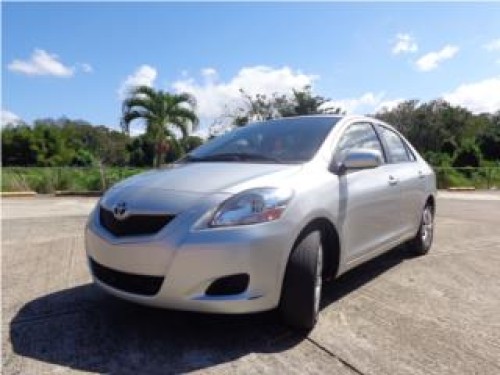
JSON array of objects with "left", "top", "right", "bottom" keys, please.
[{"left": 183, "top": 152, "right": 282, "bottom": 163}]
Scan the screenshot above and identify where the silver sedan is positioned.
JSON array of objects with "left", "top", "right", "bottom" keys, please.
[{"left": 85, "top": 115, "right": 436, "bottom": 330}]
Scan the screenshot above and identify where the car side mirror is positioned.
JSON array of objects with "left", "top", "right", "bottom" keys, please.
[{"left": 331, "top": 149, "right": 383, "bottom": 175}]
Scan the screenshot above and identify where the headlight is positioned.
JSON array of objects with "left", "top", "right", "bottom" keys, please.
[{"left": 210, "top": 187, "right": 293, "bottom": 227}]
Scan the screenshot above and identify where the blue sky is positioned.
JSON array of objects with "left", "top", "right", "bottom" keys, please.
[{"left": 2, "top": 2, "right": 500, "bottom": 134}]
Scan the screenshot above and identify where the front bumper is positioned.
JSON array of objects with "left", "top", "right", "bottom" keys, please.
[{"left": 85, "top": 203, "right": 296, "bottom": 314}]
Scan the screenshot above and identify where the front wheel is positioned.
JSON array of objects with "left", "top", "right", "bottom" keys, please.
[
  {"left": 279, "top": 230, "right": 323, "bottom": 331},
  {"left": 409, "top": 204, "right": 434, "bottom": 255}
]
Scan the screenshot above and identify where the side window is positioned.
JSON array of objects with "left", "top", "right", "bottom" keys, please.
[
  {"left": 404, "top": 143, "right": 417, "bottom": 161},
  {"left": 335, "top": 122, "right": 385, "bottom": 161},
  {"left": 378, "top": 126, "right": 410, "bottom": 163}
]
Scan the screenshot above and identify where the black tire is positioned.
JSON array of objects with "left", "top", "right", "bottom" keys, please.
[
  {"left": 279, "top": 230, "right": 323, "bottom": 331},
  {"left": 409, "top": 204, "right": 434, "bottom": 256}
]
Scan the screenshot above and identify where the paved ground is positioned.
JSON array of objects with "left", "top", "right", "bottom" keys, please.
[{"left": 2, "top": 193, "right": 500, "bottom": 374}]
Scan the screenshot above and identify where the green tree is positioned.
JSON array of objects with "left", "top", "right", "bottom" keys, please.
[
  {"left": 2, "top": 118, "right": 132, "bottom": 167},
  {"left": 453, "top": 141, "right": 482, "bottom": 168},
  {"left": 1, "top": 124, "right": 37, "bottom": 166},
  {"left": 32, "top": 122, "right": 68, "bottom": 166},
  {"left": 121, "top": 86, "right": 199, "bottom": 167},
  {"left": 127, "top": 135, "right": 156, "bottom": 167},
  {"left": 216, "top": 86, "right": 336, "bottom": 130},
  {"left": 71, "top": 149, "right": 96, "bottom": 167},
  {"left": 60, "top": 121, "right": 130, "bottom": 166},
  {"left": 477, "top": 111, "right": 500, "bottom": 161},
  {"left": 375, "top": 99, "right": 491, "bottom": 160},
  {"left": 181, "top": 135, "right": 204, "bottom": 152},
  {"left": 288, "top": 85, "right": 333, "bottom": 116}
]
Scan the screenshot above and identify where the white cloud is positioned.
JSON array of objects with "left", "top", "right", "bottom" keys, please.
[
  {"left": 80, "top": 63, "right": 93, "bottom": 73},
  {"left": 484, "top": 38, "right": 500, "bottom": 52},
  {"left": 1, "top": 109, "right": 22, "bottom": 127},
  {"left": 8, "top": 49, "right": 74, "bottom": 77},
  {"left": 392, "top": 33, "right": 418, "bottom": 55},
  {"left": 443, "top": 76, "right": 500, "bottom": 114},
  {"left": 416, "top": 45, "right": 459, "bottom": 72},
  {"left": 201, "top": 67, "right": 218, "bottom": 79},
  {"left": 118, "top": 65, "right": 158, "bottom": 99},
  {"left": 172, "top": 65, "right": 317, "bottom": 123},
  {"left": 320, "top": 92, "right": 385, "bottom": 114}
]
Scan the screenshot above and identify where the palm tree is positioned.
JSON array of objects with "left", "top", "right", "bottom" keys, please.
[{"left": 121, "top": 85, "right": 199, "bottom": 167}]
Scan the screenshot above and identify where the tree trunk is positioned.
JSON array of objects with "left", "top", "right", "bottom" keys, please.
[
  {"left": 155, "top": 140, "right": 163, "bottom": 168},
  {"left": 155, "top": 150, "right": 162, "bottom": 168}
]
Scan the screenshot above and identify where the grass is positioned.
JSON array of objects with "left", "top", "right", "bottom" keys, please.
[
  {"left": 2, "top": 167, "right": 147, "bottom": 193},
  {"left": 434, "top": 167, "right": 500, "bottom": 189}
]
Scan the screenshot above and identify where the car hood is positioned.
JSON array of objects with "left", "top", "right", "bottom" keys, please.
[{"left": 101, "top": 162, "right": 302, "bottom": 214}]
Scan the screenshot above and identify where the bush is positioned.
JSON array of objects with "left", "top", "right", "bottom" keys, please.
[
  {"left": 452, "top": 141, "right": 482, "bottom": 168},
  {"left": 1, "top": 167, "right": 148, "bottom": 193},
  {"left": 434, "top": 167, "right": 471, "bottom": 188},
  {"left": 424, "top": 151, "right": 452, "bottom": 167},
  {"left": 434, "top": 165, "right": 500, "bottom": 189},
  {"left": 71, "top": 149, "right": 96, "bottom": 167}
]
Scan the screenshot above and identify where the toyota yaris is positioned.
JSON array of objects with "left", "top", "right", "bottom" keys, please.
[{"left": 85, "top": 115, "right": 436, "bottom": 330}]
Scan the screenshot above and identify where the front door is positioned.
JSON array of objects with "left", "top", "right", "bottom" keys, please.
[{"left": 333, "top": 122, "right": 402, "bottom": 262}]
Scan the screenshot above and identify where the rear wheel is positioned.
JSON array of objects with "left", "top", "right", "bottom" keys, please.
[
  {"left": 409, "top": 204, "right": 434, "bottom": 255},
  {"left": 279, "top": 230, "right": 323, "bottom": 331}
]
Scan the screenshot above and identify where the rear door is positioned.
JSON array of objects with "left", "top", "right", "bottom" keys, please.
[
  {"left": 334, "top": 122, "right": 402, "bottom": 262},
  {"left": 376, "top": 125, "right": 424, "bottom": 236}
]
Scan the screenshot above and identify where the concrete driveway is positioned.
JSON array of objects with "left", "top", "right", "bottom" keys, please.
[{"left": 2, "top": 193, "right": 500, "bottom": 374}]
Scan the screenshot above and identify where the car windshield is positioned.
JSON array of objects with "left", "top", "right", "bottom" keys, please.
[{"left": 184, "top": 117, "right": 340, "bottom": 164}]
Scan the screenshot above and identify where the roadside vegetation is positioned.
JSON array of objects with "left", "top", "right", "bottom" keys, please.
[
  {"left": 2, "top": 167, "right": 146, "bottom": 193},
  {"left": 2, "top": 86, "right": 499, "bottom": 192}
]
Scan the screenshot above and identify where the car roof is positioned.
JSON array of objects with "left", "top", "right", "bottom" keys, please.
[
  {"left": 271, "top": 114, "right": 379, "bottom": 124},
  {"left": 269, "top": 114, "right": 379, "bottom": 121},
  {"left": 249, "top": 114, "right": 393, "bottom": 129}
]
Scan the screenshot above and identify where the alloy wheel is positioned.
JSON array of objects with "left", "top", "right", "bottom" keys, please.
[
  {"left": 421, "top": 206, "right": 434, "bottom": 249},
  {"left": 313, "top": 244, "right": 323, "bottom": 318}
]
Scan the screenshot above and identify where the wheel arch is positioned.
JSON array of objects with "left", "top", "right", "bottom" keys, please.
[
  {"left": 289, "top": 217, "right": 341, "bottom": 281},
  {"left": 425, "top": 194, "right": 436, "bottom": 214}
]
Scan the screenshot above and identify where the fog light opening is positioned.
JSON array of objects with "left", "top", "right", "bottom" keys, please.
[{"left": 205, "top": 273, "right": 250, "bottom": 296}]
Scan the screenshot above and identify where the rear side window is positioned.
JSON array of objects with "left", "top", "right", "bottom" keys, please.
[
  {"left": 404, "top": 143, "right": 417, "bottom": 161},
  {"left": 378, "top": 126, "right": 411, "bottom": 163},
  {"left": 335, "top": 122, "right": 385, "bottom": 161}
]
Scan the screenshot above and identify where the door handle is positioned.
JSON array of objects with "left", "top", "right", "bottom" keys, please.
[
  {"left": 418, "top": 170, "right": 425, "bottom": 179},
  {"left": 388, "top": 175, "right": 399, "bottom": 186}
]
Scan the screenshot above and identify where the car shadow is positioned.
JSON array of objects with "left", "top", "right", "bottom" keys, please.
[
  {"left": 10, "top": 245, "right": 412, "bottom": 374},
  {"left": 321, "top": 244, "right": 411, "bottom": 309}
]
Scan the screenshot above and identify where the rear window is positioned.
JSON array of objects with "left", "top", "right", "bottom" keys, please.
[{"left": 378, "top": 126, "right": 411, "bottom": 163}]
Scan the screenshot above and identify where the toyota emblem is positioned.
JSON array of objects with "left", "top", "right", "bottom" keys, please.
[{"left": 113, "top": 201, "right": 128, "bottom": 220}]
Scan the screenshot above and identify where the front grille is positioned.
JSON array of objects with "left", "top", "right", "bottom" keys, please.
[
  {"left": 89, "top": 257, "right": 164, "bottom": 296},
  {"left": 99, "top": 206, "right": 174, "bottom": 237}
]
